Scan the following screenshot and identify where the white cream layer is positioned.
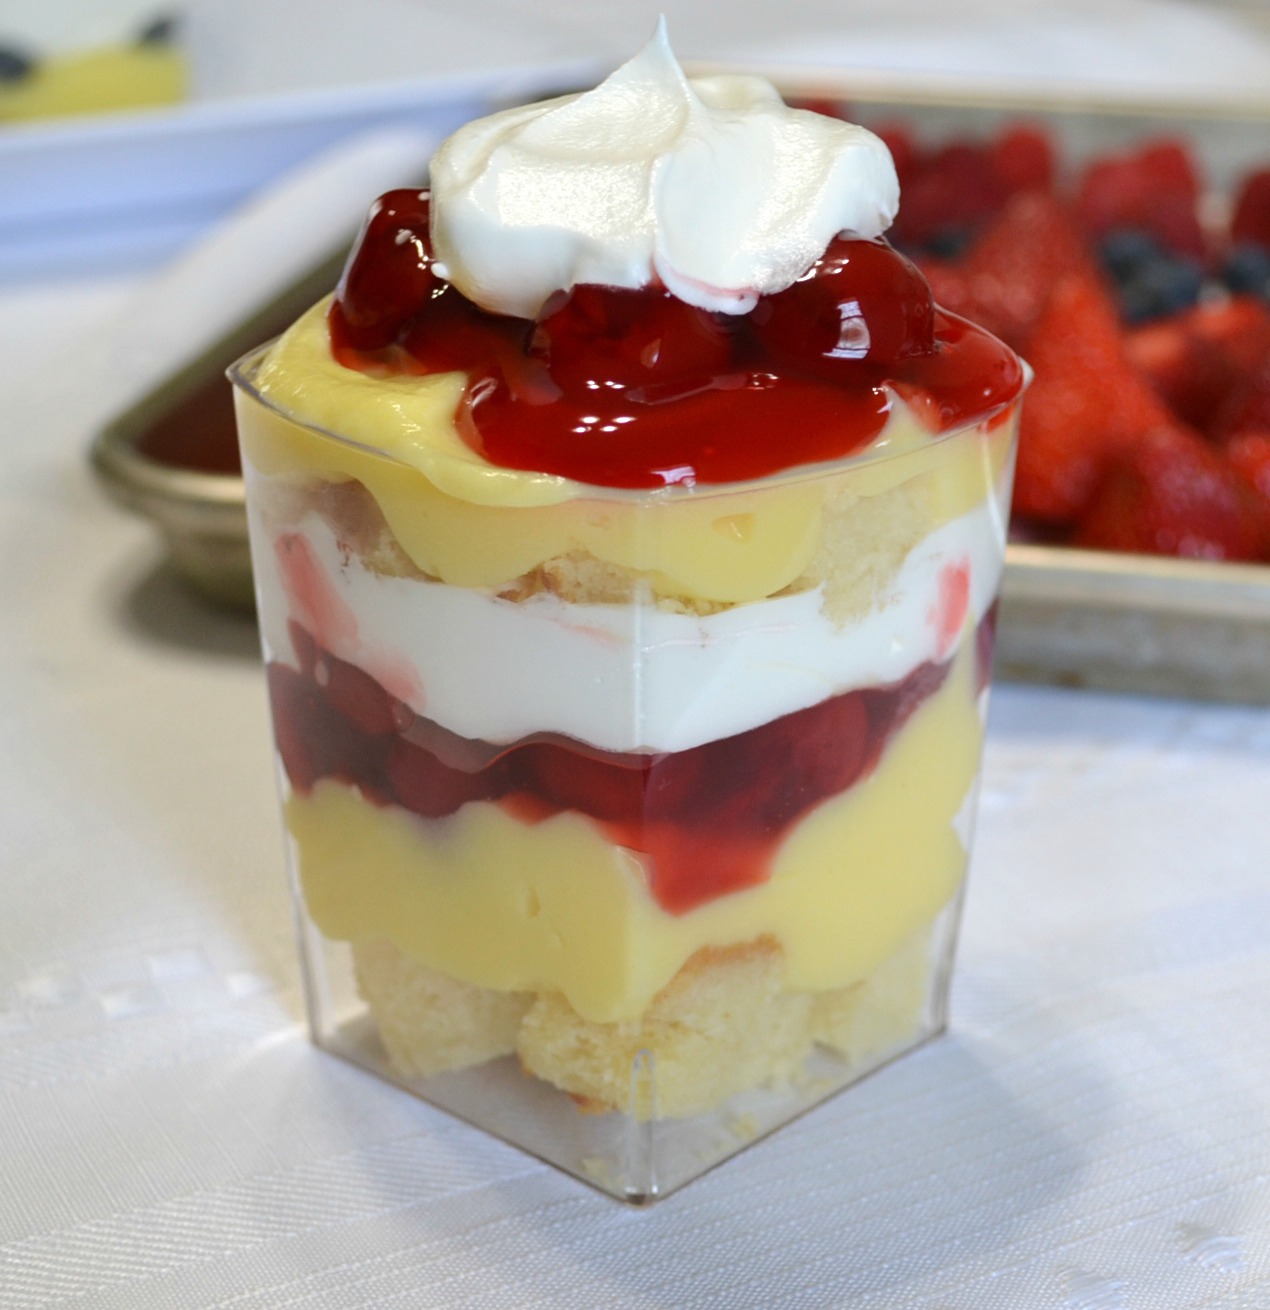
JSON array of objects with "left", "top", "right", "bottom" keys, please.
[{"left": 253, "top": 498, "right": 1004, "bottom": 754}]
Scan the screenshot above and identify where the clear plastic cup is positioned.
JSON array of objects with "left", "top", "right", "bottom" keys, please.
[{"left": 232, "top": 339, "right": 1022, "bottom": 1202}]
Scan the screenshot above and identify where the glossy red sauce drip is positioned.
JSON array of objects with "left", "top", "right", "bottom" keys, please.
[
  {"left": 266, "top": 620, "right": 988, "bottom": 914},
  {"left": 327, "top": 189, "right": 1024, "bottom": 489}
]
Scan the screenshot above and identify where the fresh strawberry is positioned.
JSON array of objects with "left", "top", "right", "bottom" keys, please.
[
  {"left": 1076, "top": 138, "right": 1205, "bottom": 258},
  {"left": 1123, "top": 318, "right": 1226, "bottom": 433},
  {"left": 1013, "top": 272, "right": 1181, "bottom": 525},
  {"left": 990, "top": 123, "right": 1056, "bottom": 196},
  {"left": 954, "top": 190, "right": 1098, "bottom": 347},
  {"left": 1075, "top": 425, "right": 1270, "bottom": 560},
  {"left": 1227, "top": 430, "right": 1270, "bottom": 505},
  {"left": 1190, "top": 295, "right": 1270, "bottom": 374},
  {"left": 1231, "top": 169, "right": 1270, "bottom": 250},
  {"left": 1214, "top": 348, "right": 1270, "bottom": 437},
  {"left": 890, "top": 142, "right": 1006, "bottom": 250},
  {"left": 1139, "top": 140, "right": 1203, "bottom": 198},
  {"left": 1124, "top": 298, "right": 1270, "bottom": 435}
]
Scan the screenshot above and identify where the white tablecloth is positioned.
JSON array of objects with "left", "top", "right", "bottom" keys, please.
[{"left": 5, "top": 7, "right": 1270, "bottom": 1304}]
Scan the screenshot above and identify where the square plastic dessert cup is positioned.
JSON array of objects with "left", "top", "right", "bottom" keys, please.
[{"left": 231, "top": 340, "right": 1021, "bottom": 1203}]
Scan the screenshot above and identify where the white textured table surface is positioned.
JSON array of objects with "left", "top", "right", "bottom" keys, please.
[{"left": 4, "top": 270, "right": 1270, "bottom": 1310}]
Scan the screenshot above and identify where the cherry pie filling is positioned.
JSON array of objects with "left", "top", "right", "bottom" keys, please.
[{"left": 327, "top": 189, "right": 1024, "bottom": 489}]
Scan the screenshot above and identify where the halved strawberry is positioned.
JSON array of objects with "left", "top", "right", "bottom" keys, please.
[
  {"left": 1075, "top": 425, "right": 1270, "bottom": 560},
  {"left": 1013, "top": 272, "right": 1179, "bottom": 525}
]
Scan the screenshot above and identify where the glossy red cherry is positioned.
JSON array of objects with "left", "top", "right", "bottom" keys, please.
[
  {"left": 531, "top": 284, "right": 734, "bottom": 397},
  {"left": 330, "top": 188, "right": 442, "bottom": 351},
  {"left": 750, "top": 237, "right": 936, "bottom": 375}
]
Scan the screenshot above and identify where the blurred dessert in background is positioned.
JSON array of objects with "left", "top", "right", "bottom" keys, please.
[{"left": 1, "top": 1, "right": 185, "bottom": 123}]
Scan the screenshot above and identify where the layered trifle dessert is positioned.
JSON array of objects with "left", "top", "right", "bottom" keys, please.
[{"left": 232, "top": 27, "right": 1026, "bottom": 1198}]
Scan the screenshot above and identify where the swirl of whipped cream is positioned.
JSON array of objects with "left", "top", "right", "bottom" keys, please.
[{"left": 429, "top": 21, "right": 899, "bottom": 318}]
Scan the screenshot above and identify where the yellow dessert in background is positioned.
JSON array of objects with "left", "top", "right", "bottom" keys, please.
[{"left": 0, "top": 10, "right": 185, "bottom": 124}]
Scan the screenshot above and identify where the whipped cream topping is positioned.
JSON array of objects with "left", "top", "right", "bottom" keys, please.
[{"left": 429, "top": 21, "right": 899, "bottom": 318}]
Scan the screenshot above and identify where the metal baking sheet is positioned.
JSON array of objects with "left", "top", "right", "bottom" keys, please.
[{"left": 1000, "top": 546, "right": 1270, "bottom": 702}]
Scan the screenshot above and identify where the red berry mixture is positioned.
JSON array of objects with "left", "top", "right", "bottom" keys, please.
[{"left": 328, "top": 194, "right": 1022, "bottom": 490}]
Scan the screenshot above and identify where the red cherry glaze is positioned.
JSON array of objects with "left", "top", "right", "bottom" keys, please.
[
  {"left": 329, "top": 189, "right": 444, "bottom": 352},
  {"left": 466, "top": 373, "right": 892, "bottom": 489},
  {"left": 532, "top": 284, "right": 734, "bottom": 395},
  {"left": 749, "top": 236, "right": 936, "bottom": 372},
  {"left": 326, "top": 190, "right": 1024, "bottom": 489},
  {"left": 266, "top": 624, "right": 979, "bottom": 914}
]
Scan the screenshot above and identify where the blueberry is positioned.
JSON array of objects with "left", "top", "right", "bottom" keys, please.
[
  {"left": 1223, "top": 242, "right": 1270, "bottom": 299},
  {"left": 1097, "top": 227, "right": 1203, "bottom": 323},
  {"left": 0, "top": 46, "right": 33, "bottom": 81},
  {"left": 1098, "top": 229, "right": 1162, "bottom": 280},
  {"left": 926, "top": 226, "right": 974, "bottom": 260},
  {"left": 1118, "top": 255, "right": 1204, "bottom": 323}
]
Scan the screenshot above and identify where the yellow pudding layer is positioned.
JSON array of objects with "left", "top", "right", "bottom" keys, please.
[
  {"left": 238, "top": 302, "right": 1018, "bottom": 607},
  {"left": 286, "top": 635, "right": 982, "bottom": 1024}
]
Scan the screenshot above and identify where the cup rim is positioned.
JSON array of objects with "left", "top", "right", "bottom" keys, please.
[{"left": 228, "top": 332, "right": 1026, "bottom": 505}]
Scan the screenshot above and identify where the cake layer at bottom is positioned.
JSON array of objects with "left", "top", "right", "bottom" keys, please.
[{"left": 354, "top": 927, "right": 936, "bottom": 1119}]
